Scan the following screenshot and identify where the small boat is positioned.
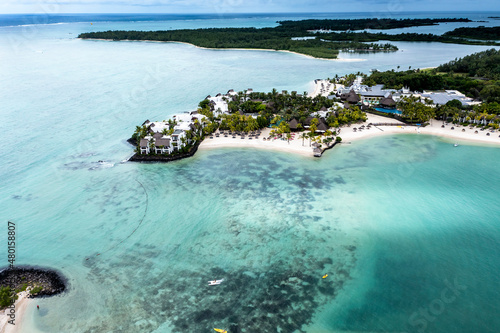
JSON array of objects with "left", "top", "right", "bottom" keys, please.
[
  {"left": 208, "top": 279, "right": 224, "bottom": 286},
  {"left": 322, "top": 274, "right": 328, "bottom": 279},
  {"left": 214, "top": 329, "right": 227, "bottom": 333},
  {"left": 454, "top": 143, "right": 459, "bottom": 147}
]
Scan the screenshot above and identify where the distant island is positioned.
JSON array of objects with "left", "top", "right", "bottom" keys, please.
[
  {"left": 443, "top": 26, "right": 500, "bottom": 40},
  {"left": 77, "top": 18, "right": 500, "bottom": 59}
]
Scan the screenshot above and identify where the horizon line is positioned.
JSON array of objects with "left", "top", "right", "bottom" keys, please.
[{"left": 2, "top": 10, "right": 499, "bottom": 15}]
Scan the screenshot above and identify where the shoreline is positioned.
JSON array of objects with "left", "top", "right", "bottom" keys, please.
[
  {"left": 198, "top": 114, "right": 500, "bottom": 157},
  {"left": 0, "top": 267, "right": 67, "bottom": 333},
  {"left": 79, "top": 38, "right": 366, "bottom": 62},
  {"left": 339, "top": 114, "right": 500, "bottom": 147},
  {"left": 129, "top": 78, "right": 499, "bottom": 163},
  {"left": 198, "top": 127, "right": 316, "bottom": 157},
  {"left": 0, "top": 292, "right": 32, "bottom": 333}
]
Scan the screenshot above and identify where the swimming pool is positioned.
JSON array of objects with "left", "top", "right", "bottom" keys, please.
[{"left": 374, "top": 107, "right": 402, "bottom": 115}]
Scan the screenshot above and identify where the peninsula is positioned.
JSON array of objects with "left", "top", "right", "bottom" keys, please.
[
  {"left": 77, "top": 18, "right": 500, "bottom": 59},
  {"left": 128, "top": 49, "right": 500, "bottom": 161}
]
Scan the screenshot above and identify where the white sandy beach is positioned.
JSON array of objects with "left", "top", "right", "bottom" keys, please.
[
  {"left": 0, "top": 292, "right": 32, "bottom": 333},
  {"left": 83, "top": 39, "right": 366, "bottom": 62},
  {"left": 199, "top": 127, "right": 317, "bottom": 157},
  {"left": 310, "top": 79, "right": 338, "bottom": 97},
  {"left": 198, "top": 113, "right": 500, "bottom": 158},
  {"left": 341, "top": 114, "right": 500, "bottom": 147}
]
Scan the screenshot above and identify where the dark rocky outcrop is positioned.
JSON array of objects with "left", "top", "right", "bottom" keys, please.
[{"left": 0, "top": 266, "right": 66, "bottom": 298}]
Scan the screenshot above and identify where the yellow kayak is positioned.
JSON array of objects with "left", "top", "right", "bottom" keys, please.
[
  {"left": 322, "top": 274, "right": 328, "bottom": 279},
  {"left": 214, "top": 329, "right": 227, "bottom": 333}
]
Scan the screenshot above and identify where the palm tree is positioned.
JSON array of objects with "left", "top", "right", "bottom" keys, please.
[
  {"left": 271, "top": 88, "right": 278, "bottom": 99},
  {"left": 299, "top": 133, "right": 306, "bottom": 146}
]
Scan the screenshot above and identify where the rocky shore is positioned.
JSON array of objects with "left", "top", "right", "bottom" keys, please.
[{"left": 0, "top": 267, "right": 66, "bottom": 298}]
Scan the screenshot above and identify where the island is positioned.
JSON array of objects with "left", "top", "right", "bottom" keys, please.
[
  {"left": 77, "top": 18, "right": 500, "bottom": 60},
  {"left": 443, "top": 26, "right": 500, "bottom": 40},
  {"left": 127, "top": 48, "right": 500, "bottom": 162}
]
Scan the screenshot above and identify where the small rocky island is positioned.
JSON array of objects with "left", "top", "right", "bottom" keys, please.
[{"left": 0, "top": 267, "right": 66, "bottom": 308}]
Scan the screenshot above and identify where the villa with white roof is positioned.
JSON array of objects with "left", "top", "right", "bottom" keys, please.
[
  {"left": 337, "top": 75, "right": 479, "bottom": 109},
  {"left": 420, "top": 90, "right": 480, "bottom": 107},
  {"left": 138, "top": 111, "right": 207, "bottom": 155},
  {"left": 207, "top": 94, "right": 230, "bottom": 116}
]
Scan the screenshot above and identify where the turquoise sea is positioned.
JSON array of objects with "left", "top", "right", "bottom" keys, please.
[{"left": 1, "top": 12, "right": 500, "bottom": 333}]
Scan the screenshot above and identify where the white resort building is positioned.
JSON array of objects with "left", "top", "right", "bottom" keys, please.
[
  {"left": 139, "top": 111, "right": 207, "bottom": 155},
  {"left": 419, "top": 90, "right": 480, "bottom": 107},
  {"left": 335, "top": 75, "right": 480, "bottom": 108}
]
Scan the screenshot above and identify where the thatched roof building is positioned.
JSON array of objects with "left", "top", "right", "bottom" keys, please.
[
  {"left": 155, "top": 138, "right": 171, "bottom": 147},
  {"left": 346, "top": 90, "right": 361, "bottom": 104},
  {"left": 288, "top": 118, "right": 299, "bottom": 130},
  {"left": 317, "top": 121, "right": 329, "bottom": 132},
  {"left": 379, "top": 95, "right": 397, "bottom": 107}
]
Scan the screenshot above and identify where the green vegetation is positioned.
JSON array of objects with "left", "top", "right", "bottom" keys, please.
[
  {"left": 78, "top": 28, "right": 395, "bottom": 59},
  {"left": 78, "top": 18, "right": 499, "bottom": 60},
  {"left": 353, "top": 49, "right": 500, "bottom": 125},
  {"left": 196, "top": 89, "right": 367, "bottom": 142},
  {"left": 225, "top": 89, "right": 335, "bottom": 121},
  {"left": 317, "top": 30, "right": 500, "bottom": 46},
  {"left": 0, "top": 286, "right": 16, "bottom": 308},
  {"left": 443, "top": 26, "right": 500, "bottom": 40},
  {"left": 0, "top": 283, "right": 45, "bottom": 308},
  {"left": 364, "top": 69, "right": 486, "bottom": 95},
  {"left": 276, "top": 18, "right": 471, "bottom": 31},
  {"left": 434, "top": 101, "right": 500, "bottom": 129},
  {"left": 326, "top": 106, "right": 367, "bottom": 128},
  {"left": 437, "top": 49, "right": 500, "bottom": 79},
  {"left": 398, "top": 96, "right": 435, "bottom": 123},
  {"left": 364, "top": 51, "right": 500, "bottom": 103},
  {"left": 15, "top": 283, "right": 28, "bottom": 293},
  {"left": 30, "top": 286, "right": 43, "bottom": 295},
  {"left": 199, "top": 89, "right": 366, "bottom": 128}
]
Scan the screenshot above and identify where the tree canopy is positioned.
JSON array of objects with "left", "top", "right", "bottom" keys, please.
[
  {"left": 78, "top": 18, "right": 499, "bottom": 60},
  {"left": 443, "top": 26, "right": 500, "bottom": 41},
  {"left": 437, "top": 48, "right": 500, "bottom": 80}
]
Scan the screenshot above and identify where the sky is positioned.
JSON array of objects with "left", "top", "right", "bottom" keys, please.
[{"left": 1, "top": 0, "right": 499, "bottom": 14}]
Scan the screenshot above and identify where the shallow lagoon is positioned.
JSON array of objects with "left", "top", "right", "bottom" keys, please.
[{"left": 1, "top": 13, "right": 500, "bottom": 332}]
